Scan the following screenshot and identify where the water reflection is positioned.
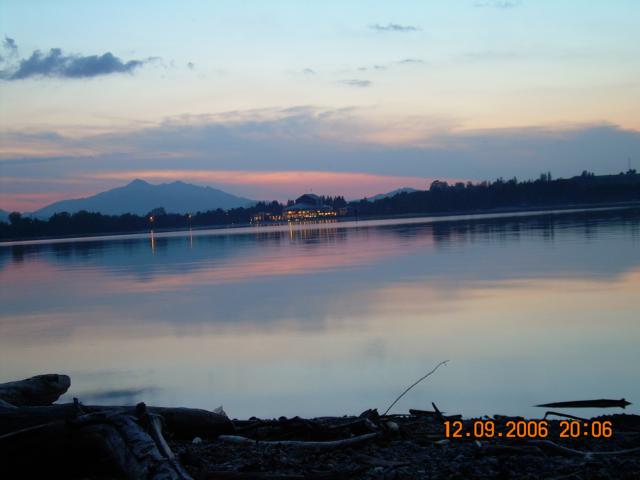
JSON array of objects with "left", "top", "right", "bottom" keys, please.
[{"left": 0, "top": 208, "right": 638, "bottom": 418}]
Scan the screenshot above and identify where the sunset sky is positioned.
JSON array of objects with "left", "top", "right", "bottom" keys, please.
[{"left": 1, "top": 0, "right": 639, "bottom": 211}]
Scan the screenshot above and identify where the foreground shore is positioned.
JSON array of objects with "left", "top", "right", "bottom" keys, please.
[
  {"left": 171, "top": 411, "right": 640, "bottom": 480},
  {"left": 1, "top": 375, "right": 639, "bottom": 479}
]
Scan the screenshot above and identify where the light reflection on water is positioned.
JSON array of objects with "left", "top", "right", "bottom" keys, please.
[{"left": 0, "top": 208, "right": 639, "bottom": 419}]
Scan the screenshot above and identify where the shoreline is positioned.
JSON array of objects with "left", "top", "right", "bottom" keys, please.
[
  {"left": 173, "top": 410, "right": 640, "bottom": 479},
  {"left": 2, "top": 199, "right": 639, "bottom": 247},
  {"left": 3, "top": 395, "right": 639, "bottom": 478},
  {"left": 3, "top": 375, "right": 639, "bottom": 480}
]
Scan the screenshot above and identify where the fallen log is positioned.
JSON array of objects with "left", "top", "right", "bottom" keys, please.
[
  {"left": 0, "top": 403, "right": 193, "bottom": 479},
  {"left": 0, "top": 374, "right": 70, "bottom": 406},
  {"left": 535, "top": 398, "right": 631, "bottom": 409},
  {"left": 327, "top": 417, "right": 378, "bottom": 433},
  {"left": 0, "top": 402, "right": 234, "bottom": 438},
  {"left": 218, "top": 432, "right": 379, "bottom": 450},
  {"left": 542, "top": 411, "right": 589, "bottom": 421},
  {"left": 409, "top": 408, "right": 440, "bottom": 417},
  {"left": 0, "top": 398, "right": 16, "bottom": 408},
  {"left": 431, "top": 402, "right": 445, "bottom": 422}
]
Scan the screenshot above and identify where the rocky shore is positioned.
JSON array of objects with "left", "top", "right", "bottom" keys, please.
[
  {"left": 172, "top": 410, "right": 640, "bottom": 480},
  {"left": 1, "top": 375, "right": 638, "bottom": 479}
]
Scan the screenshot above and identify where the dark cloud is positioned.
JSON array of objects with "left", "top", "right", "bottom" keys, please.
[
  {"left": 1, "top": 46, "right": 150, "bottom": 80},
  {"left": 474, "top": 1, "right": 521, "bottom": 8},
  {"left": 341, "top": 79, "right": 371, "bottom": 88},
  {"left": 187, "top": 62, "right": 195, "bottom": 70},
  {"left": 370, "top": 23, "right": 420, "bottom": 33},
  {"left": 5, "top": 108, "right": 637, "bottom": 189},
  {"left": 3, "top": 36, "right": 17, "bottom": 53},
  {"left": 302, "top": 68, "right": 316, "bottom": 75}
]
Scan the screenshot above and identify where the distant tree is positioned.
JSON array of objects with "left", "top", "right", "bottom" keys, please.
[
  {"left": 2, "top": 170, "right": 640, "bottom": 241},
  {"left": 333, "top": 196, "right": 347, "bottom": 208},
  {"left": 8, "top": 212, "right": 22, "bottom": 225},
  {"left": 429, "top": 180, "right": 449, "bottom": 191},
  {"left": 148, "top": 207, "right": 167, "bottom": 217}
]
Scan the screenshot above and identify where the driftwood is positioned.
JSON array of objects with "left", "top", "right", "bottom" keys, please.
[
  {"left": 409, "top": 408, "right": 441, "bottom": 416},
  {"left": 0, "top": 398, "right": 16, "bottom": 408},
  {"left": 218, "top": 432, "right": 379, "bottom": 450},
  {"left": 0, "top": 374, "right": 70, "bottom": 406},
  {"left": 0, "top": 402, "right": 234, "bottom": 438},
  {"left": 431, "top": 402, "right": 445, "bottom": 422},
  {"left": 328, "top": 417, "right": 378, "bottom": 433},
  {"left": 542, "top": 411, "right": 589, "bottom": 421},
  {"left": 535, "top": 398, "right": 631, "bottom": 409},
  {"left": 0, "top": 371, "right": 229, "bottom": 480},
  {"left": 1, "top": 402, "right": 193, "bottom": 479}
]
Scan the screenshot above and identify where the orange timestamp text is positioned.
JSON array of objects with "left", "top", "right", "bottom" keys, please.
[{"left": 444, "top": 419, "right": 613, "bottom": 439}]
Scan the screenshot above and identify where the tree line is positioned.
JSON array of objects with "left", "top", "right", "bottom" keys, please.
[
  {"left": 353, "top": 170, "right": 639, "bottom": 216},
  {"left": 1, "top": 171, "right": 638, "bottom": 241}
]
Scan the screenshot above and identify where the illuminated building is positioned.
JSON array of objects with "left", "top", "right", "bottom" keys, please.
[{"left": 283, "top": 194, "right": 337, "bottom": 221}]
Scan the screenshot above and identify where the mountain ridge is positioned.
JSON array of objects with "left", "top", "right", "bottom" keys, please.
[
  {"left": 366, "top": 187, "right": 419, "bottom": 202},
  {"left": 32, "top": 179, "right": 255, "bottom": 218}
]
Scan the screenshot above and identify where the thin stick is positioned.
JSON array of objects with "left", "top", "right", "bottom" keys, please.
[
  {"left": 218, "top": 432, "right": 379, "bottom": 449},
  {"left": 542, "top": 411, "right": 588, "bottom": 421},
  {"left": 383, "top": 360, "right": 449, "bottom": 416}
]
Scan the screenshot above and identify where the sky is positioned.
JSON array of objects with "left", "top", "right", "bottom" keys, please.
[{"left": 0, "top": 0, "right": 639, "bottom": 212}]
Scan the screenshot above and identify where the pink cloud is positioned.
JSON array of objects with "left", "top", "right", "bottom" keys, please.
[{"left": 0, "top": 192, "right": 91, "bottom": 213}]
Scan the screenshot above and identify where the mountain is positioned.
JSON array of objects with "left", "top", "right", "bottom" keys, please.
[
  {"left": 366, "top": 187, "right": 419, "bottom": 202},
  {"left": 0, "top": 209, "right": 9, "bottom": 223},
  {"left": 33, "top": 179, "right": 255, "bottom": 218}
]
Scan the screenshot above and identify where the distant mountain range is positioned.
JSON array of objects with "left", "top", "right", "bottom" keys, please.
[
  {"left": 32, "top": 179, "right": 255, "bottom": 218},
  {"left": 366, "top": 187, "right": 419, "bottom": 202},
  {"left": 3, "top": 182, "right": 419, "bottom": 220}
]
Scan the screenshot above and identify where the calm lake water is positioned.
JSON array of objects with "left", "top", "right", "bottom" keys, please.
[{"left": 1, "top": 208, "right": 639, "bottom": 419}]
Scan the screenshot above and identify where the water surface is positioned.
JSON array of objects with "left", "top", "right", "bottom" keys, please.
[{"left": 1, "top": 208, "right": 639, "bottom": 419}]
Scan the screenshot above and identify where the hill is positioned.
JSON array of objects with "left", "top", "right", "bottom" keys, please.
[
  {"left": 33, "top": 179, "right": 254, "bottom": 218},
  {"left": 366, "top": 187, "right": 419, "bottom": 202}
]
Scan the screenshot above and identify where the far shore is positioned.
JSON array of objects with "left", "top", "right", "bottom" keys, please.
[{"left": 2, "top": 199, "right": 639, "bottom": 247}]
